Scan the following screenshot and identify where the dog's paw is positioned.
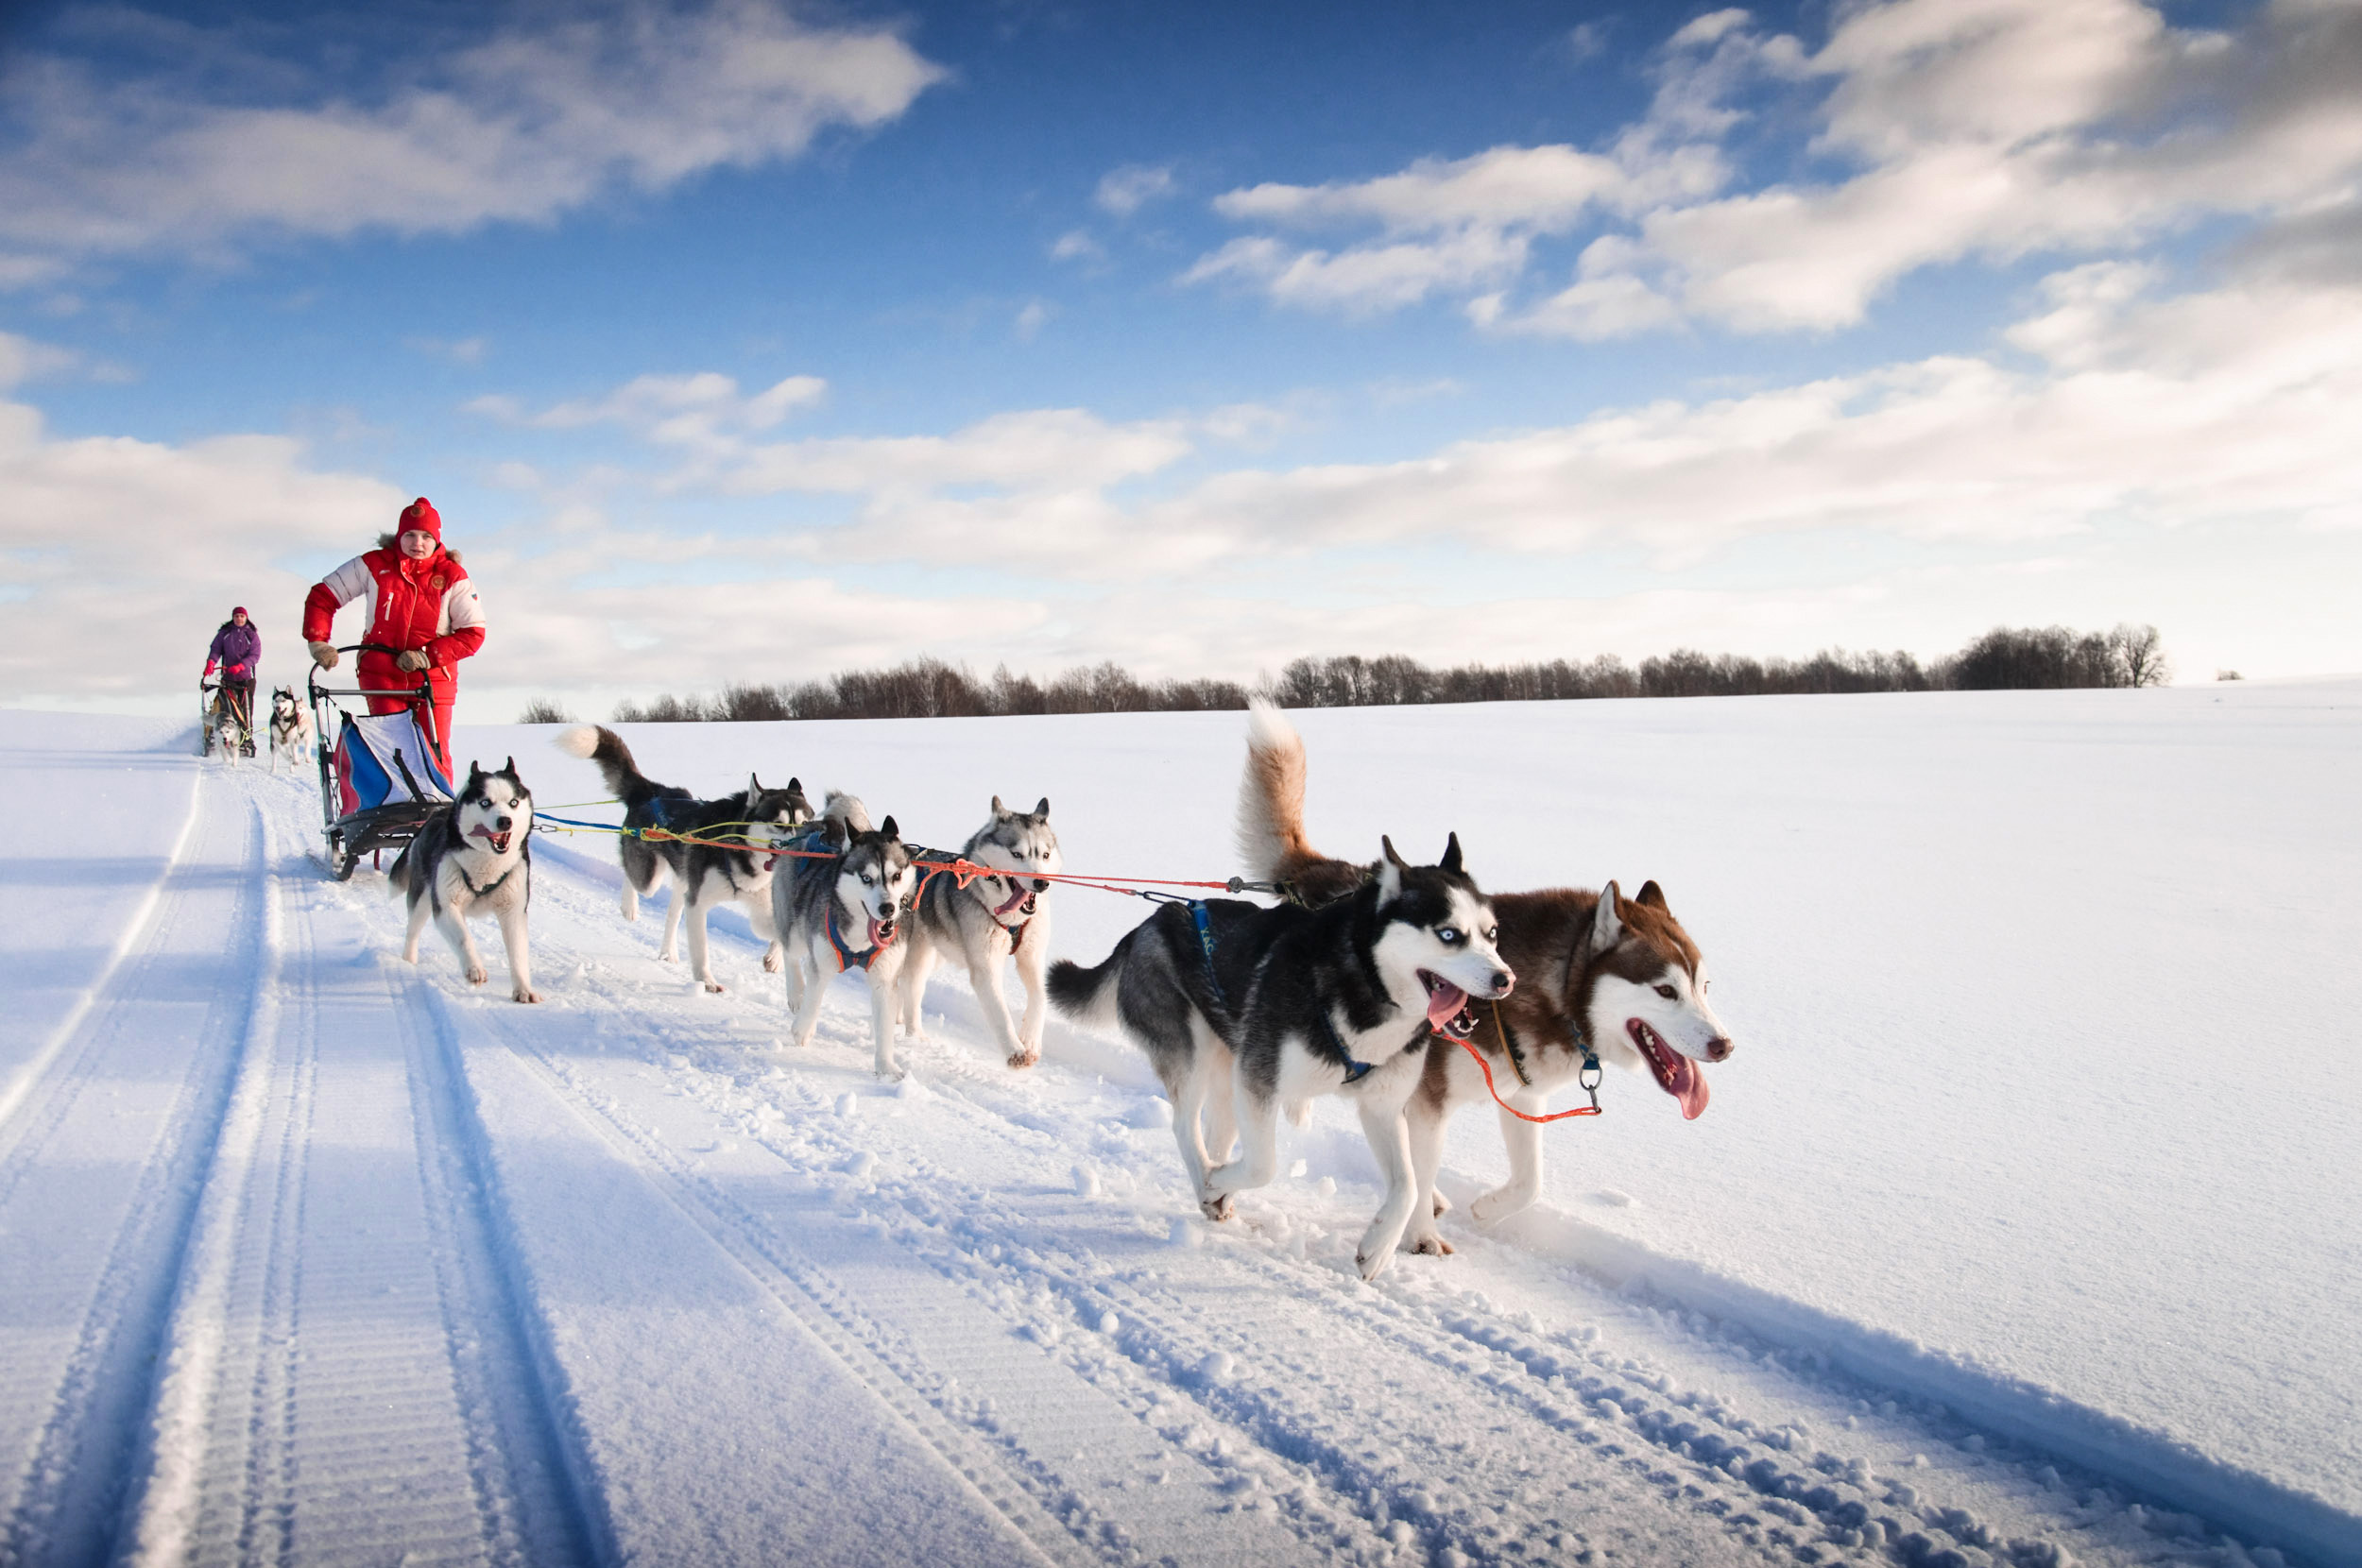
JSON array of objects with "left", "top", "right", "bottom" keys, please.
[
  {"left": 1355, "top": 1248, "right": 1395, "bottom": 1282},
  {"left": 1469, "top": 1187, "right": 1532, "bottom": 1227},
  {"left": 1006, "top": 1049, "right": 1039, "bottom": 1069},
  {"left": 1199, "top": 1193, "right": 1234, "bottom": 1222},
  {"left": 1431, "top": 1189, "right": 1454, "bottom": 1217},
  {"left": 513, "top": 987, "right": 542, "bottom": 1004},
  {"left": 1404, "top": 1229, "right": 1455, "bottom": 1257},
  {"left": 466, "top": 965, "right": 488, "bottom": 985},
  {"left": 703, "top": 981, "right": 726, "bottom": 995},
  {"left": 762, "top": 948, "right": 783, "bottom": 973},
  {"left": 877, "top": 1063, "right": 907, "bottom": 1083}
]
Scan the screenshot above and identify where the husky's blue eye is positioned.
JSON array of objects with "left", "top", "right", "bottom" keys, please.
[{"left": 1438, "top": 928, "right": 1463, "bottom": 946}]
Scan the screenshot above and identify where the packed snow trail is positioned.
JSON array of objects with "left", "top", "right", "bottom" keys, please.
[{"left": 0, "top": 709, "right": 2351, "bottom": 1567}]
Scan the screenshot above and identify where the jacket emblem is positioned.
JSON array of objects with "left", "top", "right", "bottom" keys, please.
[{"left": 431, "top": 575, "right": 445, "bottom": 589}]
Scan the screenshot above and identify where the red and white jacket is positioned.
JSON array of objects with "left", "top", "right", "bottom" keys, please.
[{"left": 301, "top": 544, "right": 486, "bottom": 697}]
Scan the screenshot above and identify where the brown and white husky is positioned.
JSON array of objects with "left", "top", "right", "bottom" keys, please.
[{"left": 1235, "top": 700, "right": 1733, "bottom": 1256}]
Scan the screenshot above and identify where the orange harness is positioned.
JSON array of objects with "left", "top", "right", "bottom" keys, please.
[{"left": 1455, "top": 1007, "right": 1603, "bottom": 1124}]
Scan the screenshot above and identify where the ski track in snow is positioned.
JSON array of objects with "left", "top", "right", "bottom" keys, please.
[{"left": 0, "top": 750, "right": 2340, "bottom": 1568}]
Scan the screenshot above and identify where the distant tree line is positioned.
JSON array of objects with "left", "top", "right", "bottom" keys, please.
[{"left": 515, "top": 622, "right": 2170, "bottom": 724}]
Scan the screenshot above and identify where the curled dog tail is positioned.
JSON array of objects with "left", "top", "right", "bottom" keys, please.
[
  {"left": 1236, "top": 697, "right": 1326, "bottom": 883},
  {"left": 821, "top": 790, "right": 872, "bottom": 836},
  {"left": 555, "top": 724, "right": 655, "bottom": 803},
  {"left": 1047, "top": 950, "right": 1125, "bottom": 1031}
]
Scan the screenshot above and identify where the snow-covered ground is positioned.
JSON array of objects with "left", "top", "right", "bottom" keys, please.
[{"left": 1, "top": 684, "right": 2354, "bottom": 1568}]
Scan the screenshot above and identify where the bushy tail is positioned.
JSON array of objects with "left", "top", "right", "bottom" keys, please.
[
  {"left": 1235, "top": 697, "right": 1326, "bottom": 882},
  {"left": 1047, "top": 953, "right": 1124, "bottom": 1031},
  {"left": 821, "top": 790, "right": 872, "bottom": 835},
  {"left": 556, "top": 724, "right": 653, "bottom": 801}
]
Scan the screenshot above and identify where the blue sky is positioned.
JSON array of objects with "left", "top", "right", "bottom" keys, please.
[{"left": 5, "top": 0, "right": 2360, "bottom": 716}]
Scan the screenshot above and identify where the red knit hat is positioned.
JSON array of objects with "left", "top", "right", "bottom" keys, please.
[{"left": 399, "top": 497, "right": 442, "bottom": 539}]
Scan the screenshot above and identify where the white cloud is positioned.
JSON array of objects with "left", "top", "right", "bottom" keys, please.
[
  {"left": 1014, "top": 299, "right": 1053, "bottom": 340},
  {"left": 1192, "top": 0, "right": 2362, "bottom": 336},
  {"left": 1095, "top": 163, "right": 1175, "bottom": 216},
  {"left": 0, "top": 1, "right": 945, "bottom": 264},
  {"left": 0, "top": 331, "right": 78, "bottom": 390},
  {"left": 675, "top": 268, "right": 2362, "bottom": 578},
  {"left": 471, "top": 370, "right": 828, "bottom": 449},
  {"left": 12, "top": 264, "right": 2362, "bottom": 707},
  {"left": 1050, "top": 229, "right": 1104, "bottom": 263},
  {"left": 407, "top": 335, "right": 488, "bottom": 366}
]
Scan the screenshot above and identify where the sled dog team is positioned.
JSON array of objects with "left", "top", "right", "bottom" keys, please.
[{"left": 388, "top": 703, "right": 1733, "bottom": 1279}]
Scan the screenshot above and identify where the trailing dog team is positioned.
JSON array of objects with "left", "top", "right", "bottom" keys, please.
[{"left": 390, "top": 706, "right": 1733, "bottom": 1276}]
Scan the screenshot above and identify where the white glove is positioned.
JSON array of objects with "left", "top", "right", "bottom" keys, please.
[
  {"left": 308, "top": 641, "right": 338, "bottom": 670},
  {"left": 396, "top": 649, "right": 432, "bottom": 673}
]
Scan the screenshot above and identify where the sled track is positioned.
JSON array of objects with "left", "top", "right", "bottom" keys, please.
[
  {"left": 0, "top": 778, "right": 264, "bottom": 1565},
  {"left": 1, "top": 772, "right": 600, "bottom": 1567}
]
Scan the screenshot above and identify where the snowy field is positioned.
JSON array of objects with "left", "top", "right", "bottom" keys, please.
[{"left": 1, "top": 683, "right": 2355, "bottom": 1568}]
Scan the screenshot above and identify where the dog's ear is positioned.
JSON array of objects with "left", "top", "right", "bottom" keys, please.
[
  {"left": 1034, "top": 796, "right": 1050, "bottom": 819},
  {"left": 785, "top": 776, "right": 801, "bottom": 793},
  {"left": 1590, "top": 880, "right": 1624, "bottom": 951},
  {"left": 1376, "top": 837, "right": 1404, "bottom": 902},
  {"left": 504, "top": 756, "right": 516, "bottom": 775},
  {"left": 466, "top": 760, "right": 485, "bottom": 785},
  {"left": 880, "top": 814, "right": 899, "bottom": 842},
  {"left": 747, "top": 773, "right": 762, "bottom": 800},
  {"left": 1439, "top": 832, "right": 1463, "bottom": 875},
  {"left": 1635, "top": 879, "right": 1669, "bottom": 912},
  {"left": 991, "top": 794, "right": 1006, "bottom": 816}
]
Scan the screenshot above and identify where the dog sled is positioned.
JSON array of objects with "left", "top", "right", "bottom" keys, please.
[
  {"left": 199, "top": 678, "right": 253, "bottom": 762},
  {"left": 308, "top": 643, "right": 454, "bottom": 881}
]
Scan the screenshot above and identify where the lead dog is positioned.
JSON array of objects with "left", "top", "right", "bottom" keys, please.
[
  {"left": 266, "top": 686, "right": 313, "bottom": 774},
  {"left": 776, "top": 793, "right": 921, "bottom": 1081},
  {"left": 1050, "top": 826, "right": 1514, "bottom": 1280},
  {"left": 1235, "top": 700, "right": 1733, "bottom": 1253},
  {"left": 556, "top": 724, "right": 813, "bottom": 991},
  {"left": 898, "top": 796, "right": 1060, "bottom": 1067},
  {"left": 390, "top": 758, "right": 539, "bottom": 1003}
]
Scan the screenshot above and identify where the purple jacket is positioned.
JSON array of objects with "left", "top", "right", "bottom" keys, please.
[{"left": 206, "top": 621, "right": 261, "bottom": 679}]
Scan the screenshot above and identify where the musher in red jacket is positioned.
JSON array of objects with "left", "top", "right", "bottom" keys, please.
[{"left": 302, "top": 498, "right": 485, "bottom": 778}]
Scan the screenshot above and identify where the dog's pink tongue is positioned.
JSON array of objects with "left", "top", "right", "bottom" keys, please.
[
  {"left": 1424, "top": 981, "right": 1467, "bottom": 1031},
  {"left": 867, "top": 916, "right": 890, "bottom": 946},
  {"left": 1667, "top": 1055, "right": 1710, "bottom": 1120}
]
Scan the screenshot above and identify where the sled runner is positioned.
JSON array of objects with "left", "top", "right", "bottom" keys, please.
[{"left": 308, "top": 643, "right": 453, "bottom": 881}]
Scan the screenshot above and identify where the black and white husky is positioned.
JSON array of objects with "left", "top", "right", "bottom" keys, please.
[
  {"left": 775, "top": 793, "right": 921, "bottom": 1081},
  {"left": 1050, "top": 830, "right": 1514, "bottom": 1280},
  {"left": 897, "top": 796, "right": 1059, "bottom": 1068},
  {"left": 1237, "top": 700, "right": 1734, "bottom": 1253},
  {"left": 390, "top": 758, "right": 539, "bottom": 1003},
  {"left": 556, "top": 724, "right": 813, "bottom": 992},
  {"left": 266, "top": 686, "right": 313, "bottom": 774}
]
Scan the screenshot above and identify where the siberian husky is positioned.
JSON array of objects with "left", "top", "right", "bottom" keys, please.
[
  {"left": 1236, "top": 700, "right": 1733, "bottom": 1253},
  {"left": 1050, "top": 827, "right": 1514, "bottom": 1280},
  {"left": 556, "top": 724, "right": 813, "bottom": 991},
  {"left": 897, "top": 796, "right": 1060, "bottom": 1067},
  {"left": 390, "top": 758, "right": 539, "bottom": 1003},
  {"left": 775, "top": 793, "right": 921, "bottom": 1081},
  {"left": 266, "top": 687, "right": 313, "bottom": 774}
]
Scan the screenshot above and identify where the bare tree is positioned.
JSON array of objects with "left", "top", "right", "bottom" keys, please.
[
  {"left": 517, "top": 697, "right": 575, "bottom": 724},
  {"left": 2110, "top": 623, "right": 2171, "bottom": 688}
]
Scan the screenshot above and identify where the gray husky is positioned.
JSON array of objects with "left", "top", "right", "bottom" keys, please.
[
  {"left": 897, "top": 796, "right": 1060, "bottom": 1068},
  {"left": 390, "top": 758, "right": 539, "bottom": 1003},
  {"left": 556, "top": 724, "right": 813, "bottom": 991},
  {"left": 775, "top": 793, "right": 921, "bottom": 1081},
  {"left": 1050, "top": 827, "right": 1513, "bottom": 1280}
]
